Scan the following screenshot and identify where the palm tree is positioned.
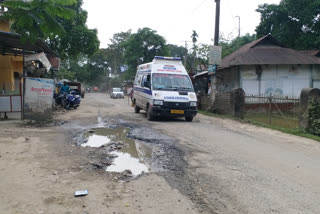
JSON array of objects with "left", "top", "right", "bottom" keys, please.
[{"left": 0, "top": 0, "right": 76, "bottom": 41}]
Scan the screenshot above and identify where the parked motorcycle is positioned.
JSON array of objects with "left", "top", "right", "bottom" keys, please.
[
  {"left": 55, "top": 92, "right": 67, "bottom": 106},
  {"left": 64, "top": 90, "right": 81, "bottom": 109}
]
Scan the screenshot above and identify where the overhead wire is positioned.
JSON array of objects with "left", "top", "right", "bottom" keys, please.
[
  {"left": 191, "top": 0, "right": 210, "bottom": 15},
  {"left": 225, "top": 0, "right": 240, "bottom": 38}
]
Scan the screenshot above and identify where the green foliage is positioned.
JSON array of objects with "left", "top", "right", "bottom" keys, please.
[
  {"left": 108, "top": 30, "right": 131, "bottom": 74},
  {"left": 307, "top": 99, "right": 320, "bottom": 136},
  {"left": 57, "top": 63, "right": 75, "bottom": 80},
  {"left": 256, "top": 0, "right": 320, "bottom": 49},
  {"left": 46, "top": 0, "right": 100, "bottom": 60},
  {"left": 1, "top": 0, "right": 76, "bottom": 41},
  {"left": 191, "top": 30, "right": 198, "bottom": 52},
  {"left": 182, "top": 31, "right": 210, "bottom": 73},
  {"left": 167, "top": 44, "right": 188, "bottom": 59},
  {"left": 122, "top": 27, "right": 169, "bottom": 80},
  {"left": 109, "top": 78, "right": 122, "bottom": 88},
  {"left": 220, "top": 33, "right": 256, "bottom": 58}
]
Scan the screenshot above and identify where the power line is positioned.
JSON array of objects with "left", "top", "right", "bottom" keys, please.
[{"left": 191, "top": 0, "right": 209, "bottom": 14}]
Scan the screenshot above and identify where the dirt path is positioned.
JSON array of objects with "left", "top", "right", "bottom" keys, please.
[{"left": 1, "top": 93, "right": 320, "bottom": 214}]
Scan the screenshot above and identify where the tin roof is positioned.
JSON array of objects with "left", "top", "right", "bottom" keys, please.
[
  {"left": 0, "top": 31, "right": 56, "bottom": 56},
  {"left": 300, "top": 50, "right": 320, "bottom": 57},
  {"left": 192, "top": 70, "right": 208, "bottom": 79},
  {"left": 218, "top": 35, "right": 320, "bottom": 71}
]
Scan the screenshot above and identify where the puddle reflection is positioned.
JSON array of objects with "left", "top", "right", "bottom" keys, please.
[
  {"left": 80, "top": 126, "right": 152, "bottom": 176},
  {"left": 81, "top": 134, "right": 111, "bottom": 147},
  {"left": 106, "top": 140, "right": 152, "bottom": 175}
]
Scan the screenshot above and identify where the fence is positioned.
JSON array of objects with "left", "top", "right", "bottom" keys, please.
[
  {"left": 198, "top": 93, "right": 232, "bottom": 113},
  {"left": 245, "top": 94, "right": 300, "bottom": 128},
  {"left": 197, "top": 95, "right": 210, "bottom": 110},
  {"left": 215, "top": 92, "right": 232, "bottom": 114}
]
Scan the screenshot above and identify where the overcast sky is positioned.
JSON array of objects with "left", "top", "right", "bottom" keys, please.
[{"left": 82, "top": 0, "right": 281, "bottom": 48}]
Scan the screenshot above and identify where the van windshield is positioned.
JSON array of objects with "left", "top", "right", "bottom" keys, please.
[
  {"left": 113, "top": 88, "right": 122, "bottom": 92},
  {"left": 152, "top": 74, "right": 194, "bottom": 92}
]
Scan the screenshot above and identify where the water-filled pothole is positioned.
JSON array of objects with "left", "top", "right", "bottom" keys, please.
[{"left": 80, "top": 126, "right": 152, "bottom": 176}]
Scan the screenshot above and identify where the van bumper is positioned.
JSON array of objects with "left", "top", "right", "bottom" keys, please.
[{"left": 150, "top": 106, "right": 197, "bottom": 117}]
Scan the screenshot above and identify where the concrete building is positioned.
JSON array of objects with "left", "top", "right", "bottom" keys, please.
[{"left": 216, "top": 35, "right": 320, "bottom": 96}]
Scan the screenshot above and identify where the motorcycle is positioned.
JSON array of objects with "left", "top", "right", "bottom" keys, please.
[
  {"left": 55, "top": 92, "right": 67, "bottom": 106},
  {"left": 64, "top": 90, "right": 81, "bottom": 109}
]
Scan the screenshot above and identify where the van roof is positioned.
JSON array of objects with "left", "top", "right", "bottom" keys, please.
[
  {"left": 153, "top": 56, "right": 181, "bottom": 61},
  {"left": 137, "top": 56, "right": 188, "bottom": 75}
]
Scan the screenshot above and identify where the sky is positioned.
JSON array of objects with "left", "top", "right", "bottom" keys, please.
[{"left": 82, "top": 0, "right": 281, "bottom": 48}]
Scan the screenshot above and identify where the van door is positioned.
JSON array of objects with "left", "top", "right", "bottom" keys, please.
[
  {"left": 140, "top": 74, "right": 151, "bottom": 110},
  {"left": 134, "top": 74, "right": 143, "bottom": 107}
]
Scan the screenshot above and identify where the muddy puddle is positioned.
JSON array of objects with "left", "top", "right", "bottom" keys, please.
[{"left": 79, "top": 125, "right": 152, "bottom": 176}]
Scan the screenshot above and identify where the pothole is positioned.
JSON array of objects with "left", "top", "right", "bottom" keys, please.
[{"left": 78, "top": 125, "right": 152, "bottom": 176}]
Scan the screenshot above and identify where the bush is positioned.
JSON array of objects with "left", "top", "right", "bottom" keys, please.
[{"left": 307, "top": 99, "right": 320, "bottom": 136}]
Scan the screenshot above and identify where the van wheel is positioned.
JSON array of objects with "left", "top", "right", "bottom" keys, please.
[
  {"left": 185, "top": 116, "right": 193, "bottom": 122},
  {"left": 146, "top": 105, "right": 154, "bottom": 121},
  {"left": 134, "top": 105, "right": 140, "bottom": 113}
]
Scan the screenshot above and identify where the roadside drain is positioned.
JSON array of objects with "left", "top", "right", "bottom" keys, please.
[{"left": 78, "top": 126, "right": 152, "bottom": 176}]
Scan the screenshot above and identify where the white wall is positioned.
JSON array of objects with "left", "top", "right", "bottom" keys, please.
[{"left": 241, "top": 65, "right": 313, "bottom": 96}]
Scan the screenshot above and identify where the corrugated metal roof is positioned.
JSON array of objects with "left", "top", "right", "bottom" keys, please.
[
  {"left": 218, "top": 35, "right": 320, "bottom": 71},
  {"left": 192, "top": 70, "right": 208, "bottom": 78},
  {"left": 300, "top": 50, "right": 320, "bottom": 57},
  {"left": 0, "top": 31, "right": 56, "bottom": 56}
]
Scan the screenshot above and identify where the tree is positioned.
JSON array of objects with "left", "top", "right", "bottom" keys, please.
[
  {"left": 195, "top": 44, "right": 210, "bottom": 70},
  {"left": 256, "top": 0, "right": 320, "bottom": 49},
  {"left": 46, "top": 0, "right": 100, "bottom": 60},
  {"left": 167, "top": 44, "right": 188, "bottom": 59},
  {"left": 108, "top": 30, "right": 131, "bottom": 74},
  {"left": 191, "top": 30, "right": 198, "bottom": 44},
  {"left": 0, "top": 0, "right": 76, "bottom": 41},
  {"left": 122, "top": 27, "right": 169, "bottom": 80},
  {"left": 59, "top": 49, "right": 110, "bottom": 86},
  {"left": 220, "top": 33, "right": 256, "bottom": 58}
]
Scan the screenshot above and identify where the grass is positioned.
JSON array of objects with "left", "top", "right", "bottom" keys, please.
[
  {"left": 198, "top": 110, "right": 320, "bottom": 142},
  {"left": 245, "top": 113, "right": 298, "bottom": 129}
]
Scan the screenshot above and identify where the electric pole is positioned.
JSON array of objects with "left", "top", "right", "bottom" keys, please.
[
  {"left": 236, "top": 16, "right": 240, "bottom": 37},
  {"left": 214, "top": 0, "right": 220, "bottom": 46},
  {"left": 210, "top": 0, "right": 221, "bottom": 111},
  {"left": 180, "top": 40, "right": 192, "bottom": 67}
]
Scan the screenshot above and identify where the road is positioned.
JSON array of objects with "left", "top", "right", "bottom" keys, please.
[{"left": 1, "top": 93, "right": 320, "bottom": 214}]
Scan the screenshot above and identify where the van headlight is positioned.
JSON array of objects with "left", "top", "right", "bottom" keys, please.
[
  {"left": 153, "top": 100, "right": 163, "bottom": 105},
  {"left": 190, "top": 101, "right": 197, "bottom": 107}
]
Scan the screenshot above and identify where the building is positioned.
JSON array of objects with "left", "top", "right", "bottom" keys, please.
[
  {"left": 0, "top": 20, "right": 58, "bottom": 120},
  {"left": 216, "top": 35, "right": 320, "bottom": 96}
]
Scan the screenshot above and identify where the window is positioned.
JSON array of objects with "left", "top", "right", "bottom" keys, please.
[
  {"left": 152, "top": 74, "right": 194, "bottom": 91},
  {"left": 141, "top": 74, "right": 151, "bottom": 88}
]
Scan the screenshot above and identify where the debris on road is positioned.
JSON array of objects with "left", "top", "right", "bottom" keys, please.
[{"left": 74, "top": 190, "right": 88, "bottom": 197}]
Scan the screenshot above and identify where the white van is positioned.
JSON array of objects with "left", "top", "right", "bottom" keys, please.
[{"left": 132, "top": 56, "right": 197, "bottom": 122}]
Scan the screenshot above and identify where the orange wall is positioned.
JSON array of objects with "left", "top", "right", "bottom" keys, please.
[
  {"left": 0, "top": 20, "right": 10, "bottom": 32},
  {"left": 0, "top": 56, "right": 23, "bottom": 93}
]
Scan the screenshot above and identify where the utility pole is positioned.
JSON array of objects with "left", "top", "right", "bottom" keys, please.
[
  {"left": 214, "top": 0, "right": 220, "bottom": 46},
  {"left": 236, "top": 16, "right": 240, "bottom": 37},
  {"left": 210, "top": 0, "right": 221, "bottom": 111},
  {"left": 181, "top": 40, "right": 192, "bottom": 67}
]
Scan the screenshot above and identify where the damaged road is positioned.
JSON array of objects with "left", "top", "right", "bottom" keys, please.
[{"left": 1, "top": 93, "right": 320, "bottom": 214}]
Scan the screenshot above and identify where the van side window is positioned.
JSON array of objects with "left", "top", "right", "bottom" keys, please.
[
  {"left": 141, "top": 75, "right": 146, "bottom": 87},
  {"left": 135, "top": 75, "right": 141, "bottom": 86}
]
